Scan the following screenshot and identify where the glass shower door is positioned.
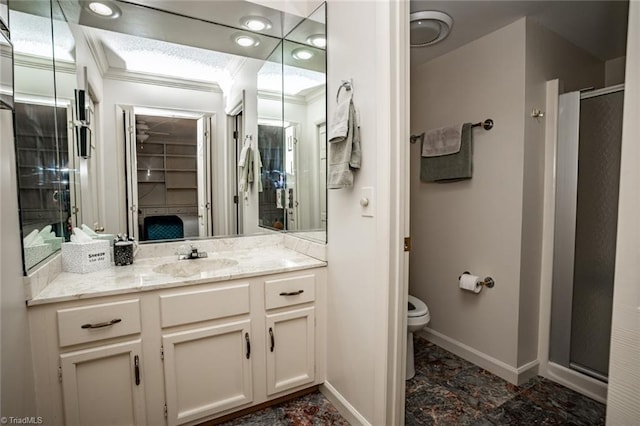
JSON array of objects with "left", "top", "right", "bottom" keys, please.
[{"left": 550, "top": 86, "right": 624, "bottom": 381}]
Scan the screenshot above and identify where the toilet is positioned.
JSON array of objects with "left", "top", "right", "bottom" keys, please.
[{"left": 406, "top": 294, "right": 430, "bottom": 380}]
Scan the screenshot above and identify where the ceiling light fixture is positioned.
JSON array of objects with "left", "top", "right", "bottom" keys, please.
[
  {"left": 292, "top": 48, "right": 313, "bottom": 61},
  {"left": 231, "top": 33, "right": 260, "bottom": 47},
  {"left": 306, "top": 34, "right": 326, "bottom": 48},
  {"left": 409, "top": 11, "right": 453, "bottom": 47},
  {"left": 241, "top": 16, "right": 272, "bottom": 32},
  {"left": 235, "top": 35, "right": 260, "bottom": 47},
  {"left": 86, "top": 1, "right": 121, "bottom": 19}
]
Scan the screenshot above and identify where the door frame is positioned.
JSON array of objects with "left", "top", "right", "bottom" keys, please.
[{"left": 122, "top": 105, "right": 215, "bottom": 241}]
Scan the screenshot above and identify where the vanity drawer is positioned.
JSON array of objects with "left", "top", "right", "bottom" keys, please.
[
  {"left": 57, "top": 299, "right": 141, "bottom": 347},
  {"left": 160, "top": 283, "right": 250, "bottom": 328},
  {"left": 265, "top": 274, "right": 315, "bottom": 310}
]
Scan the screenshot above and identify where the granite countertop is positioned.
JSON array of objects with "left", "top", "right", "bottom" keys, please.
[{"left": 28, "top": 244, "right": 326, "bottom": 306}]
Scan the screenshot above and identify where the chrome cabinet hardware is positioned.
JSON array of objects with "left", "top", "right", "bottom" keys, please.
[{"left": 80, "top": 318, "right": 122, "bottom": 329}]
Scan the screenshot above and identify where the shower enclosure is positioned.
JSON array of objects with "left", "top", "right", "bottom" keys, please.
[{"left": 550, "top": 85, "right": 624, "bottom": 384}]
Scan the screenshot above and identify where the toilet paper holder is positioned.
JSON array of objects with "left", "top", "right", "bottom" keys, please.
[{"left": 459, "top": 271, "right": 495, "bottom": 288}]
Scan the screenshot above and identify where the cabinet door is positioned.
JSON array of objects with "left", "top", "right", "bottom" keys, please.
[
  {"left": 266, "top": 307, "right": 315, "bottom": 395},
  {"left": 162, "top": 319, "right": 253, "bottom": 425},
  {"left": 60, "top": 339, "right": 146, "bottom": 426}
]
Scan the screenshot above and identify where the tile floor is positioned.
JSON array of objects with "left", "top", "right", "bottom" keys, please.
[
  {"left": 217, "top": 390, "right": 349, "bottom": 426},
  {"left": 217, "top": 336, "right": 607, "bottom": 425},
  {"left": 406, "top": 335, "right": 606, "bottom": 425}
]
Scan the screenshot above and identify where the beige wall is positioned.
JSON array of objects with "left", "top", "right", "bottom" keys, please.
[
  {"left": 606, "top": 1, "right": 640, "bottom": 422},
  {"left": 518, "top": 20, "right": 604, "bottom": 366},
  {"left": 410, "top": 17, "right": 605, "bottom": 376},
  {"left": 410, "top": 19, "right": 527, "bottom": 368},
  {"left": 605, "top": 56, "right": 626, "bottom": 86},
  {"left": 1, "top": 110, "right": 37, "bottom": 417}
]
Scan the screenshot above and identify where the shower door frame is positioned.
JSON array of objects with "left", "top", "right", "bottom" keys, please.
[{"left": 550, "top": 84, "right": 624, "bottom": 380}]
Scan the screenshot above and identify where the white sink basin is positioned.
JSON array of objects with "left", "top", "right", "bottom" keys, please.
[{"left": 152, "top": 258, "right": 238, "bottom": 278}]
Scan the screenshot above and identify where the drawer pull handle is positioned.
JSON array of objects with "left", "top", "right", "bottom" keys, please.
[
  {"left": 279, "top": 290, "right": 304, "bottom": 296},
  {"left": 245, "top": 333, "right": 251, "bottom": 359},
  {"left": 81, "top": 318, "right": 122, "bottom": 329},
  {"left": 269, "top": 327, "right": 275, "bottom": 352},
  {"left": 134, "top": 355, "right": 141, "bottom": 386}
]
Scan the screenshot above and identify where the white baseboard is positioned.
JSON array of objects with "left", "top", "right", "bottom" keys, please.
[
  {"left": 542, "top": 362, "right": 607, "bottom": 404},
  {"left": 320, "top": 382, "right": 371, "bottom": 426},
  {"left": 419, "top": 328, "right": 539, "bottom": 386}
]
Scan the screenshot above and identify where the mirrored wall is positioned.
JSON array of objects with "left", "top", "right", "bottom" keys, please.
[
  {"left": 11, "top": 0, "right": 327, "bottom": 274},
  {"left": 257, "top": 5, "right": 327, "bottom": 239}
]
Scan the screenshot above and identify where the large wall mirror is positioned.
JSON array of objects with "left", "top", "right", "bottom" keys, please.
[
  {"left": 257, "top": 5, "right": 326, "bottom": 240},
  {"left": 11, "top": 0, "right": 326, "bottom": 274}
]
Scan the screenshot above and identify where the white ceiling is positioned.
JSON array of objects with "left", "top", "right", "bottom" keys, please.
[{"left": 410, "top": 0, "right": 629, "bottom": 65}]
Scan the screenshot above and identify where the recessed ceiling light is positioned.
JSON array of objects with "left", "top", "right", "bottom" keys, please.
[
  {"left": 235, "top": 35, "right": 259, "bottom": 48},
  {"left": 241, "top": 16, "right": 272, "bottom": 32},
  {"left": 409, "top": 11, "right": 453, "bottom": 47},
  {"left": 292, "top": 48, "right": 314, "bottom": 61},
  {"left": 306, "top": 34, "right": 326, "bottom": 48},
  {"left": 86, "top": 1, "right": 121, "bottom": 19}
]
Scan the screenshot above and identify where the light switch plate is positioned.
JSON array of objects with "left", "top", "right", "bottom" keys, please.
[{"left": 361, "top": 186, "right": 374, "bottom": 217}]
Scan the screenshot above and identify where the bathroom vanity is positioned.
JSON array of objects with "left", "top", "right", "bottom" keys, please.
[{"left": 26, "top": 236, "right": 326, "bottom": 425}]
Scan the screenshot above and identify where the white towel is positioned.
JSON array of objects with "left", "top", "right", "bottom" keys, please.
[
  {"left": 421, "top": 124, "right": 463, "bottom": 157},
  {"left": 328, "top": 88, "right": 353, "bottom": 142},
  {"left": 238, "top": 138, "right": 252, "bottom": 192}
]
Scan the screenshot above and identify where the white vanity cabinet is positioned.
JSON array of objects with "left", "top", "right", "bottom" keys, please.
[
  {"left": 158, "top": 283, "right": 254, "bottom": 425},
  {"left": 29, "top": 298, "right": 147, "bottom": 426},
  {"left": 28, "top": 267, "right": 326, "bottom": 426},
  {"left": 264, "top": 274, "right": 317, "bottom": 396},
  {"left": 59, "top": 339, "right": 146, "bottom": 426}
]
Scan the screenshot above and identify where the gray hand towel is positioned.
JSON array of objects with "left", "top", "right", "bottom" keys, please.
[
  {"left": 328, "top": 101, "right": 361, "bottom": 189},
  {"left": 420, "top": 122, "right": 473, "bottom": 182}
]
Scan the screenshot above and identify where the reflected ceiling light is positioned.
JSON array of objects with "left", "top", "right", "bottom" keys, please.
[
  {"left": 409, "top": 11, "right": 452, "bottom": 47},
  {"left": 86, "top": 1, "right": 121, "bottom": 19},
  {"left": 292, "top": 48, "right": 313, "bottom": 61},
  {"left": 306, "top": 34, "right": 326, "bottom": 48},
  {"left": 241, "top": 16, "right": 272, "bottom": 32},
  {"left": 234, "top": 34, "right": 260, "bottom": 47}
]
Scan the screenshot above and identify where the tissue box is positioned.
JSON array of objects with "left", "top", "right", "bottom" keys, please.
[
  {"left": 44, "top": 236, "right": 63, "bottom": 252},
  {"left": 93, "top": 234, "right": 115, "bottom": 246},
  {"left": 25, "top": 244, "right": 54, "bottom": 270},
  {"left": 61, "top": 240, "right": 110, "bottom": 274}
]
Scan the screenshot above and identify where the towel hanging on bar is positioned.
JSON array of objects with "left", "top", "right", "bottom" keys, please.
[
  {"left": 410, "top": 118, "right": 493, "bottom": 144},
  {"left": 328, "top": 79, "right": 361, "bottom": 189}
]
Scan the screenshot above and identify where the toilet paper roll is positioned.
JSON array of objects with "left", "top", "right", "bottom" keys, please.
[{"left": 460, "top": 274, "right": 482, "bottom": 293}]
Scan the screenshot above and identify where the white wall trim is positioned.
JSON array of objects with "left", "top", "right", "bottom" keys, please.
[
  {"left": 320, "top": 382, "right": 371, "bottom": 426},
  {"left": 545, "top": 362, "right": 607, "bottom": 404},
  {"left": 14, "top": 54, "right": 76, "bottom": 75},
  {"left": 420, "top": 328, "right": 539, "bottom": 385},
  {"left": 103, "top": 69, "right": 223, "bottom": 93},
  {"left": 537, "top": 79, "right": 559, "bottom": 376}
]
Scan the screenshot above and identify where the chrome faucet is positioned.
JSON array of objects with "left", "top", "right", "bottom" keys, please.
[{"left": 178, "top": 244, "right": 208, "bottom": 260}]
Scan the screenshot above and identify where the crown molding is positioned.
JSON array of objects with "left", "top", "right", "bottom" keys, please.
[
  {"left": 14, "top": 53, "right": 76, "bottom": 74},
  {"left": 82, "top": 31, "right": 110, "bottom": 76},
  {"left": 103, "top": 68, "right": 223, "bottom": 93}
]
